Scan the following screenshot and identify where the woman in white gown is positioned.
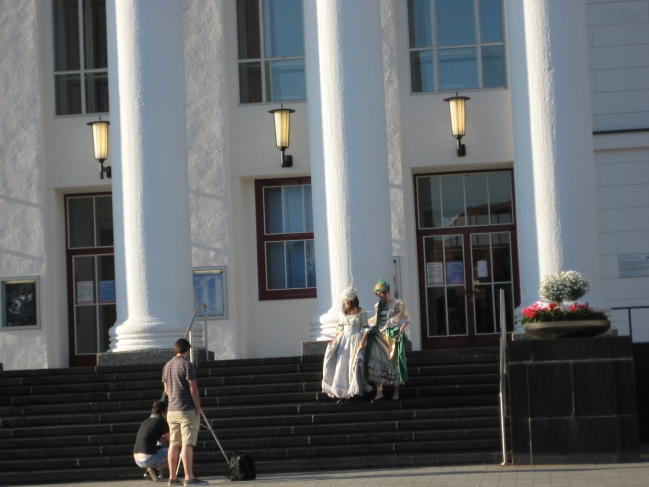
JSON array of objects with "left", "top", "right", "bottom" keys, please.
[{"left": 322, "top": 287, "right": 369, "bottom": 403}]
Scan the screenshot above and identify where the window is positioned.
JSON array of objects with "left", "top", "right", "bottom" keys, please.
[
  {"left": 416, "top": 171, "right": 513, "bottom": 229},
  {"left": 408, "top": 0, "right": 506, "bottom": 93},
  {"left": 236, "top": 0, "right": 306, "bottom": 104},
  {"left": 255, "top": 178, "right": 316, "bottom": 300},
  {"left": 53, "top": 0, "right": 109, "bottom": 115}
]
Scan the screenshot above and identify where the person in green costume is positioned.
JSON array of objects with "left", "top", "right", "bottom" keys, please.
[{"left": 360, "top": 278, "right": 410, "bottom": 401}]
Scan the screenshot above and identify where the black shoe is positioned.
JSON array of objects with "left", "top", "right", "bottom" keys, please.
[{"left": 336, "top": 398, "right": 347, "bottom": 404}]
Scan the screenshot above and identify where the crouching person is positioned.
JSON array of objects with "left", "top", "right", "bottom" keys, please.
[{"left": 134, "top": 401, "right": 170, "bottom": 482}]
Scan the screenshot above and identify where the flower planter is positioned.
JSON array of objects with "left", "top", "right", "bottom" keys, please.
[{"left": 523, "top": 320, "right": 611, "bottom": 340}]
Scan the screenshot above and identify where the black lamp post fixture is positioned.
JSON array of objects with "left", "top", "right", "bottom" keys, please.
[
  {"left": 87, "top": 118, "right": 111, "bottom": 179},
  {"left": 269, "top": 105, "right": 294, "bottom": 168},
  {"left": 443, "top": 92, "right": 470, "bottom": 157}
]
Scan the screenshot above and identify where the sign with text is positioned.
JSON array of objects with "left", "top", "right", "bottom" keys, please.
[{"left": 619, "top": 253, "right": 649, "bottom": 278}]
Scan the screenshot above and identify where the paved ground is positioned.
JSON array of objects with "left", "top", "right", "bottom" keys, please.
[{"left": 6, "top": 461, "right": 649, "bottom": 487}]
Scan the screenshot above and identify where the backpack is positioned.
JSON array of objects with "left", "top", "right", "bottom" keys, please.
[{"left": 229, "top": 451, "right": 256, "bottom": 481}]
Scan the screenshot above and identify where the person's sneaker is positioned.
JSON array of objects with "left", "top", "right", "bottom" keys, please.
[
  {"left": 183, "top": 478, "right": 208, "bottom": 486},
  {"left": 168, "top": 479, "right": 182, "bottom": 486},
  {"left": 146, "top": 468, "right": 160, "bottom": 482}
]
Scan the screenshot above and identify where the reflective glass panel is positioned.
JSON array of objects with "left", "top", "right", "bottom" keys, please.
[
  {"left": 436, "top": 0, "right": 475, "bottom": 46},
  {"left": 94, "top": 196, "right": 113, "bottom": 247},
  {"left": 410, "top": 50, "right": 434, "bottom": 93},
  {"left": 304, "top": 185, "right": 313, "bottom": 232},
  {"left": 426, "top": 287, "right": 447, "bottom": 336},
  {"left": 488, "top": 172, "right": 512, "bottom": 224},
  {"left": 239, "top": 62, "right": 262, "bottom": 104},
  {"left": 465, "top": 173, "right": 489, "bottom": 225},
  {"left": 417, "top": 176, "right": 442, "bottom": 228},
  {"left": 471, "top": 233, "right": 492, "bottom": 285},
  {"left": 285, "top": 240, "right": 306, "bottom": 288},
  {"left": 444, "top": 236, "right": 464, "bottom": 285},
  {"left": 265, "top": 59, "right": 306, "bottom": 101},
  {"left": 76, "top": 305, "right": 97, "bottom": 354},
  {"left": 447, "top": 286, "right": 467, "bottom": 335},
  {"left": 266, "top": 242, "right": 286, "bottom": 289},
  {"left": 98, "top": 304, "right": 116, "bottom": 352},
  {"left": 438, "top": 48, "right": 478, "bottom": 91},
  {"left": 68, "top": 197, "right": 94, "bottom": 248},
  {"left": 97, "top": 255, "right": 115, "bottom": 303},
  {"left": 482, "top": 45, "right": 506, "bottom": 88},
  {"left": 283, "top": 186, "right": 304, "bottom": 233},
  {"left": 441, "top": 175, "right": 465, "bottom": 227},
  {"left": 83, "top": 0, "right": 107, "bottom": 69},
  {"left": 474, "top": 284, "right": 495, "bottom": 333},
  {"left": 55, "top": 74, "right": 82, "bottom": 115},
  {"left": 264, "top": 187, "right": 283, "bottom": 234},
  {"left": 480, "top": 0, "right": 504, "bottom": 43},
  {"left": 306, "top": 240, "right": 316, "bottom": 288},
  {"left": 263, "top": 0, "right": 304, "bottom": 57},
  {"left": 491, "top": 232, "right": 511, "bottom": 282},
  {"left": 236, "top": 0, "right": 261, "bottom": 59},
  {"left": 408, "top": 0, "right": 432, "bottom": 47},
  {"left": 85, "top": 72, "right": 109, "bottom": 113},
  {"left": 74, "top": 256, "right": 95, "bottom": 304},
  {"left": 53, "top": 0, "right": 80, "bottom": 71}
]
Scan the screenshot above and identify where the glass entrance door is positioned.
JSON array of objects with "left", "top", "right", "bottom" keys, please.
[
  {"left": 416, "top": 171, "right": 519, "bottom": 349},
  {"left": 66, "top": 194, "right": 114, "bottom": 366}
]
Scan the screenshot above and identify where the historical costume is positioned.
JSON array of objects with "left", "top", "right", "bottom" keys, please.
[
  {"left": 322, "top": 287, "right": 369, "bottom": 400},
  {"left": 364, "top": 279, "right": 410, "bottom": 387}
]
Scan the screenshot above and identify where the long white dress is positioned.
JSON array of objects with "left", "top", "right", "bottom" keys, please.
[{"left": 322, "top": 309, "right": 369, "bottom": 399}]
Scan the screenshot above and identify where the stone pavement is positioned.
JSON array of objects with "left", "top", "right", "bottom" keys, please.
[{"left": 5, "top": 461, "right": 649, "bottom": 487}]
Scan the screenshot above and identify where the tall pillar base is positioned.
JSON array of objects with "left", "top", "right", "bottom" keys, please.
[{"left": 97, "top": 349, "right": 214, "bottom": 366}]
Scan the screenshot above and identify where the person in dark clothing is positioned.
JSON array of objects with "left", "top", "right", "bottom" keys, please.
[{"left": 134, "top": 401, "right": 170, "bottom": 482}]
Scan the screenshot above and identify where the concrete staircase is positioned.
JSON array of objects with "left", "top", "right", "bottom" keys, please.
[{"left": 0, "top": 348, "right": 506, "bottom": 484}]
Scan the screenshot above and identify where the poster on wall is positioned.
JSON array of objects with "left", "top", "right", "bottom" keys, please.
[
  {"left": 1, "top": 277, "right": 39, "bottom": 329},
  {"left": 426, "top": 262, "right": 444, "bottom": 286},
  {"left": 446, "top": 261, "right": 464, "bottom": 285},
  {"left": 77, "top": 281, "right": 94, "bottom": 304},
  {"left": 193, "top": 267, "right": 228, "bottom": 319},
  {"left": 477, "top": 260, "right": 489, "bottom": 278}
]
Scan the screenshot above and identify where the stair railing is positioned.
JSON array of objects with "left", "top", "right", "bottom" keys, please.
[{"left": 499, "top": 289, "right": 508, "bottom": 465}]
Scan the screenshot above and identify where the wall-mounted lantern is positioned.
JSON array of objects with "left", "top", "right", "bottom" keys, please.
[
  {"left": 268, "top": 106, "right": 294, "bottom": 168},
  {"left": 87, "top": 118, "right": 111, "bottom": 179},
  {"left": 443, "top": 92, "right": 470, "bottom": 157}
]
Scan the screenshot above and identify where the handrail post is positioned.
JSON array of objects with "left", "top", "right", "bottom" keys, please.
[
  {"left": 499, "top": 289, "right": 508, "bottom": 465},
  {"left": 203, "top": 303, "right": 209, "bottom": 361}
]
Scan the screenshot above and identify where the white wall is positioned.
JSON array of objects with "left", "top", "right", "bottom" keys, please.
[
  {"left": 587, "top": 0, "right": 649, "bottom": 131},
  {"left": 0, "top": 0, "right": 48, "bottom": 370},
  {"left": 594, "top": 132, "right": 649, "bottom": 341}
]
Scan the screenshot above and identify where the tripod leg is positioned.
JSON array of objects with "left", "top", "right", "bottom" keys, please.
[{"left": 200, "top": 410, "right": 230, "bottom": 465}]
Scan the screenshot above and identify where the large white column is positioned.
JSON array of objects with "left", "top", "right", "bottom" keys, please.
[
  {"left": 305, "top": 0, "right": 394, "bottom": 340},
  {"left": 111, "top": 0, "right": 196, "bottom": 351},
  {"left": 105, "top": 0, "right": 126, "bottom": 350},
  {"left": 510, "top": 0, "right": 607, "bottom": 313}
]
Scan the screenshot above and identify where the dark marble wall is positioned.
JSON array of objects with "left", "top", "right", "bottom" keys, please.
[
  {"left": 634, "top": 343, "right": 649, "bottom": 442},
  {"left": 509, "top": 337, "right": 639, "bottom": 464}
]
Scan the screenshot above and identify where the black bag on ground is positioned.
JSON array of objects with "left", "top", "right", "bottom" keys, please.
[{"left": 229, "top": 451, "right": 256, "bottom": 481}]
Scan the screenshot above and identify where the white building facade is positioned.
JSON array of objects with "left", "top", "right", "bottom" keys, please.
[{"left": 0, "top": 0, "right": 648, "bottom": 370}]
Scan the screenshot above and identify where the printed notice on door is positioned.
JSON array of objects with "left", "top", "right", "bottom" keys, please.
[
  {"left": 446, "top": 262, "right": 464, "bottom": 285},
  {"left": 426, "top": 262, "right": 444, "bottom": 286},
  {"left": 77, "top": 281, "right": 94, "bottom": 304},
  {"left": 477, "top": 260, "right": 489, "bottom": 278}
]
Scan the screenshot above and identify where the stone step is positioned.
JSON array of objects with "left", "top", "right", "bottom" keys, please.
[{"left": 0, "top": 449, "right": 504, "bottom": 484}]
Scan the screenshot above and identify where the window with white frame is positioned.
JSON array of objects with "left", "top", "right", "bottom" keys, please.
[
  {"left": 408, "top": 0, "right": 506, "bottom": 93},
  {"left": 52, "top": 0, "right": 109, "bottom": 115},
  {"left": 236, "top": 0, "right": 306, "bottom": 104},
  {"left": 255, "top": 178, "right": 316, "bottom": 300}
]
